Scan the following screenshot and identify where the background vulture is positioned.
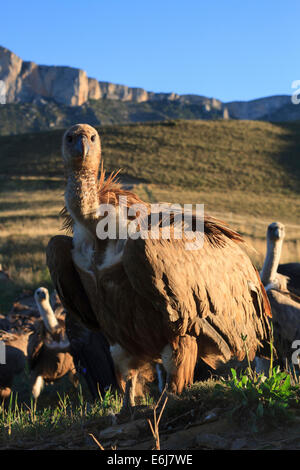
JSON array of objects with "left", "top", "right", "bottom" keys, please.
[
  {"left": 28, "top": 287, "right": 77, "bottom": 398},
  {"left": 39, "top": 286, "right": 119, "bottom": 400},
  {"left": 277, "top": 263, "right": 300, "bottom": 297},
  {"left": 47, "top": 123, "right": 271, "bottom": 409},
  {"left": 260, "top": 222, "right": 300, "bottom": 366}
]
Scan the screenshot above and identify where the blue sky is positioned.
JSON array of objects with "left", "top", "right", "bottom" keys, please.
[{"left": 1, "top": 0, "right": 298, "bottom": 102}]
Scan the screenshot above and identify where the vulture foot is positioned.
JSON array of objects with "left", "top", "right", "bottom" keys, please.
[
  {"left": 0, "top": 386, "right": 12, "bottom": 400},
  {"left": 120, "top": 374, "right": 138, "bottom": 414}
]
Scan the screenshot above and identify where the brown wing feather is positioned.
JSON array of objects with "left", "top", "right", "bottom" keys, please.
[
  {"left": 121, "top": 218, "right": 271, "bottom": 367},
  {"left": 27, "top": 321, "right": 44, "bottom": 370},
  {"left": 56, "top": 164, "right": 271, "bottom": 387},
  {"left": 46, "top": 235, "right": 100, "bottom": 330},
  {"left": 46, "top": 235, "right": 119, "bottom": 395},
  {"left": 67, "top": 215, "right": 272, "bottom": 372}
]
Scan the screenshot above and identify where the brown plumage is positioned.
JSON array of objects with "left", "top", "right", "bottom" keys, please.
[
  {"left": 266, "top": 289, "right": 300, "bottom": 366},
  {"left": 7, "top": 301, "right": 40, "bottom": 332},
  {"left": 261, "top": 222, "right": 300, "bottom": 365},
  {"left": 0, "top": 330, "right": 29, "bottom": 399},
  {"left": 47, "top": 235, "right": 157, "bottom": 400},
  {"left": 47, "top": 123, "right": 271, "bottom": 408},
  {"left": 28, "top": 287, "right": 77, "bottom": 398},
  {"left": 278, "top": 263, "right": 300, "bottom": 297}
]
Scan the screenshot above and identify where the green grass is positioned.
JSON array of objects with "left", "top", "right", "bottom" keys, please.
[
  {"left": 1, "top": 365, "right": 300, "bottom": 449},
  {"left": 216, "top": 366, "right": 297, "bottom": 432},
  {"left": 0, "top": 387, "right": 123, "bottom": 442}
]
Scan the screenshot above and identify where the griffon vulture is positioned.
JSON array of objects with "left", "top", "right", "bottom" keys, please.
[
  {"left": 46, "top": 123, "right": 271, "bottom": 409},
  {"left": 260, "top": 222, "right": 300, "bottom": 297},
  {"left": 28, "top": 287, "right": 77, "bottom": 399},
  {"left": 260, "top": 222, "right": 300, "bottom": 365}
]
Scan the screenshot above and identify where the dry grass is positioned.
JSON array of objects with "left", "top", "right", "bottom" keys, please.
[{"left": 0, "top": 184, "right": 64, "bottom": 312}]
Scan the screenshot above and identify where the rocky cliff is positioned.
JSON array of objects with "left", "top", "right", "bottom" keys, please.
[
  {"left": 0, "top": 46, "right": 229, "bottom": 114},
  {"left": 0, "top": 45, "right": 296, "bottom": 125},
  {"left": 0, "top": 46, "right": 89, "bottom": 106}
]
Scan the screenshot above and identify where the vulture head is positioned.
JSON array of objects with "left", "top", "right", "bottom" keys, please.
[
  {"left": 62, "top": 123, "right": 101, "bottom": 172},
  {"left": 34, "top": 287, "right": 68, "bottom": 348},
  {"left": 34, "top": 286, "right": 48, "bottom": 303},
  {"left": 267, "top": 222, "right": 285, "bottom": 242},
  {"left": 261, "top": 222, "right": 286, "bottom": 288}
]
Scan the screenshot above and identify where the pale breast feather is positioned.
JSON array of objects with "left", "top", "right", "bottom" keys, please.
[
  {"left": 72, "top": 221, "right": 95, "bottom": 274},
  {"left": 97, "top": 239, "right": 126, "bottom": 271}
]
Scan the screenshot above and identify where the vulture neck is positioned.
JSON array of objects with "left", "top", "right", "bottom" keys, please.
[
  {"left": 65, "top": 166, "right": 99, "bottom": 231},
  {"left": 37, "top": 300, "right": 59, "bottom": 334},
  {"left": 260, "top": 237, "right": 283, "bottom": 285}
]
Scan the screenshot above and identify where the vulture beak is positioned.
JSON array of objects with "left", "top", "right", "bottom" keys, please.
[
  {"left": 37, "top": 290, "right": 46, "bottom": 300},
  {"left": 76, "top": 134, "right": 90, "bottom": 159}
]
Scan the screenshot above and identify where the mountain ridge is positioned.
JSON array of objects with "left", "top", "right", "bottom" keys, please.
[{"left": 0, "top": 46, "right": 299, "bottom": 135}]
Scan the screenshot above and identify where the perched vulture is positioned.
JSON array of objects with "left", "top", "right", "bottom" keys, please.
[
  {"left": 46, "top": 123, "right": 271, "bottom": 409},
  {"left": 260, "top": 222, "right": 300, "bottom": 365},
  {"left": 0, "top": 329, "right": 29, "bottom": 399},
  {"left": 28, "top": 287, "right": 77, "bottom": 399},
  {"left": 260, "top": 222, "right": 300, "bottom": 297}
]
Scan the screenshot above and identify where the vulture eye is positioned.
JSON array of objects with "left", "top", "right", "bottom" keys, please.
[
  {"left": 67, "top": 135, "right": 72, "bottom": 143},
  {"left": 91, "top": 135, "right": 96, "bottom": 142}
]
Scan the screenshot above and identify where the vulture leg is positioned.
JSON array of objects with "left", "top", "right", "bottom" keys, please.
[
  {"left": 161, "top": 336, "right": 198, "bottom": 394},
  {"left": 46, "top": 236, "right": 119, "bottom": 399},
  {"left": 122, "top": 373, "right": 138, "bottom": 409},
  {"left": 31, "top": 374, "right": 44, "bottom": 399},
  {"left": 110, "top": 344, "right": 139, "bottom": 411},
  {"left": 0, "top": 387, "right": 11, "bottom": 400},
  {"left": 68, "top": 369, "right": 79, "bottom": 388}
]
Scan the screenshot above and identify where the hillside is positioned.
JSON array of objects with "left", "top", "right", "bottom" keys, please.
[
  {"left": 1, "top": 119, "right": 300, "bottom": 196},
  {"left": 0, "top": 99, "right": 226, "bottom": 136},
  {"left": 0, "top": 119, "right": 300, "bottom": 311}
]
